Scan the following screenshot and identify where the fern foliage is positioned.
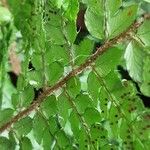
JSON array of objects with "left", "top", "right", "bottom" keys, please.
[{"left": 0, "top": 0, "right": 150, "bottom": 149}]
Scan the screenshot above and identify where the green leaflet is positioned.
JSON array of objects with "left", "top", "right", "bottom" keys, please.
[
  {"left": 32, "top": 45, "right": 70, "bottom": 69},
  {"left": 90, "top": 124, "right": 108, "bottom": 148},
  {"left": 57, "top": 93, "right": 71, "bottom": 126},
  {"left": 0, "top": 108, "right": 14, "bottom": 127},
  {"left": 108, "top": 5, "right": 137, "bottom": 39},
  {"left": 74, "top": 93, "right": 93, "bottom": 114},
  {"left": 50, "top": 0, "right": 63, "bottom": 9},
  {"left": 83, "top": 0, "right": 121, "bottom": 15},
  {"left": 119, "top": 119, "right": 134, "bottom": 149},
  {"left": 108, "top": 105, "right": 121, "bottom": 138},
  {"left": 27, "top": 70, "right": 43, "bottom": 89},
  {"left": 85, "top": 8, "right": 104, "bottom": 39},
  {"left": 44, "top": 0, "right": 78, "bottom": 44},
  {"left": 125, "top": 40, "right": 150, "bottom": 97},
  {"left": 45, "top": 45, "right": 69, "bottom": 65},
  {"left": 74, "top": 38, "right": 94, "bottom": 65},
  {"left": 19, "top": 137, "right": 32, "bottom": 150},
  {"left": 125, "top": 21, "right": 150, "bottom": 95},
  {"left": 7, "top": 0, "right": 32, "bottom": 39},
  {"left": 48, "top": 116, "right": 59, "bottom": 135},
  {"left": 137, "top": 20, "right": 150, "bottom": 46},
  {"left": 87, "top": 71, "right": 101, "bottom": 101},
  {"left": 11, "top": 84, "right": 34, "bottom": 108},
  {"left": 66, "top": 76, "right": 81, "bottom": 98},
  {"left": 31, "top": 53, "right": 43, "bottom": 70},
  {"left": 40, "top": 95, "right": 58, "bottom": 118},
  {"left": 99, "top": 87, "right": 110, "bottom": 118},
  {"left": 69, "top": 111, "right": 81, "bottom": 139},
  {"left": 134, "top": 111, "right": 150, "bottom": 149},
  {"left": 13, "top": 117, "right": 32, "bottom": 137},
  {"left": 45, "top": 26, "right": 65, "bottom": 45},
  {"left": 63, "top": 20, "right": 77, "bottom": 43},
  {"left": 95, "top": 47, "right": 123, "bottom": 76},
  {"left": 8, "top": 131, "right": 16, "bottom": 150},
  {"left": 55, "top": 130, "right": 71, "bottom": 148},
  {"left": 33, "top": 113, "right": 47, "bottom": 144},
  {"left": 140, "top": 56, "right": 150, "bottom": 96},
  {"left": 42, "top": 128, "right": 53, "bottom": 150},
  {"left": 84, "top": 0, "right": 137, "bottom": 39},
  {"left": 27, "top": 62, "right": 64, "bottom": 87},
  {"left": 83, "top": 107, "right": 101, "bottom": 125},
  {"left": 45, "top": 61, "right": 64, "bottom": 86},
  {"left": 0, "top": 137, "right": 14, "bottom": 150},
  {"left": 33, "top": 113, "right": 55, "bottom": 147},
  {"left": 125, "top": 41, "right": 145, "bottom": 82},
  {"left": 77, "top": 128, "right": 90, "bottom": 149},
  {"left": 62, "top": 0, "right": 79, "bottom": 21}
]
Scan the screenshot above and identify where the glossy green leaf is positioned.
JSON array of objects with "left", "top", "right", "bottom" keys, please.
[
  {"left": 84, "top": 0, "right": 137, "bottom": 39},
  {"left": 27, "top": 70, "right": 43, "bottom": 88},
  {"left": 31, "top": 53, "right": 43, "bottom": 70},
  {"left": 12, "top": 85, "right": 34, "bottom": 108},
  {"left": 87, "top": 71, "right": 101, "bottom": 100},
  {"left": 48, "top": 116, "right": 60, "bottom": 135},
  {"left": 75, "top": 38, "right": 94, "bottom": 65},
  {"left": 108, "top": 5, "right": 138, "bottom": 39},
  {"left": 41, "top": 95, "right": 58, "bottom": 117},
  {"left": 140, "top": 56, "right": 150, "bottom": 96},
  {"left": 119, "top": 120, "right": 130, "bottom": 139},
  {"left": 85, "top": 7, "right": 104, "bottom": 39},
  {"left": 0, "top": 108, "right": 14, "bottom": 126},
  {"left": 63, "top": 0, "right": 79, "bottom": 21},
  {"left": 57, "top": 93, "right": 71, "bottom": 126},
  {"left": 78, "top": 128, "right": 89, "bottom": 149},
  {"left": 45, "top": 25, "right": 65, "bottom": 45},
  {"left": 7, "top": 0, "right": 32, "bottom": 38},
  {"left": 66, "top": 76, "right": 81, "bottom": 98},
  {"left": 95, "top": 47, "right": 123, "bottom": 76},
  {"left": 134, "top": 112, "right": 150, "bottom": 149},
  {"left": 8, "top": 131, "right": 16, "bottom": 150},
  {"left": 125, "top": 41, "right": 145, "bottom": 82},
  {"left": 56, "top": 130, "right": 70, "bottom": 148},
  {"left": 137, "top": 20, "right": 150, "bottom": 46},
  {"left": 42, "top": 128, "right": 53, "bottom": 150},
  {"left": 19, "top": 137, "right": 32, "bottom": 150},
  {"left": 0, "top": 137, "right": 14, "bottom": 150},
  {"left": 103, "top": 71, "right": 123, "bottom": 93},
  {"left": 51, "top": 0, "right": 63, "bottom": 8},
  {"left": 45, "top": 45, "right": 69, "bottom": 65},
  {"left": 90, "top": 124, "right": 108, "bottom": 148},
  {"left": 13, "top": 117, "right": 32, "bottom": 137},
  {"left": 63, "top": 20, "right": 77, "bottom": 43},
  {"left": 83, "top": 107, "right": 101, "bottom": 125},
  {"left": 46, "top": 62, "right": 64, "bottom": 85},
  {"left": 69, "top": 111, "right": 80, "bottom": 138},
  {"left": 22, "top": 85, "right": 34, "bottom": 106},
  {"left": 99, "top": 88, "right": 110, "bottom": 118},
  {"left": 74, "top": 93, "right": 93, "bottom": 114},
  {"left": 108, "top": 105, "right": 121, "bottom": 137},
  {"left": 33, "top": 113, "right": 47, "bottom": 144}
]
